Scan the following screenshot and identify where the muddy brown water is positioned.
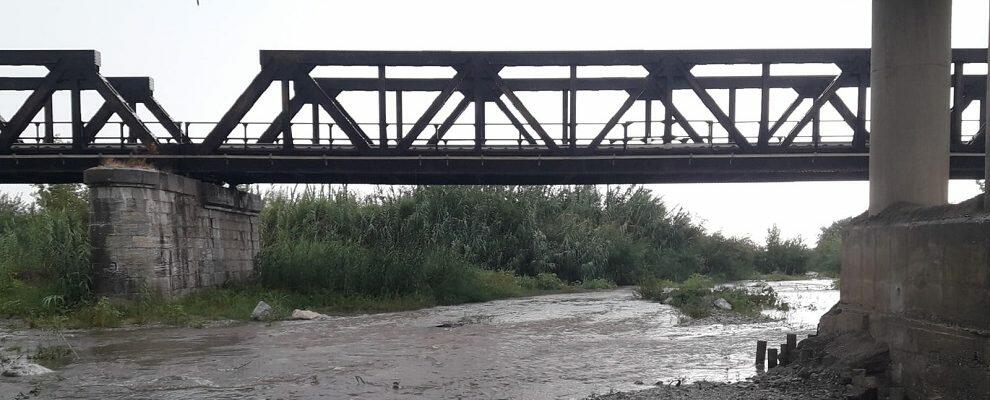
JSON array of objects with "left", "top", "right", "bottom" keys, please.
[{"left": 1, "top": 279, "right": 837, "bottom": 400}]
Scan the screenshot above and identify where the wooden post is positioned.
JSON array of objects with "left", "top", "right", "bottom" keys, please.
[
  {"left": 786, "top": 333, "right": 797, "bottom": 363},
  {"left": 756, "top": 340, "right": 767, "bottom": 367},
  {"left": 767, "top": 348, "right": 778, "bottom": 368},
  {"left": 779, "top": 343, "right": 789, "bottom": 366}
]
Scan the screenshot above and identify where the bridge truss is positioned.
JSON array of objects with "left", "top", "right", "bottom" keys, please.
[{"left": 0, "top": 49, "right": 985, "bottom": 184}]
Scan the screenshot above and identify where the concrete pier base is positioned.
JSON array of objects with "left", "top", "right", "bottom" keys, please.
[
  {"left": 85, "top": 167, "right": 261, "bottom": 298},
  {"left": 818, "top": 197, "right": 990, "bottom": 399}
]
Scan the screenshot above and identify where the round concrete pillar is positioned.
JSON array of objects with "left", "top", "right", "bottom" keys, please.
[{"left": 869, "top": 0, "right": 952, "bottom": 214}]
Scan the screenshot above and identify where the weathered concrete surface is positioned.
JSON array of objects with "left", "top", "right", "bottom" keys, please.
[
  {"left": 868, "top": 0, "right": 951, "bottom": 214},
  {"left": 819, "top": 196, "right": 990, "bottom": 399},
  {"left": 85, "top": 167, "right": 261, "bottom": 297}
]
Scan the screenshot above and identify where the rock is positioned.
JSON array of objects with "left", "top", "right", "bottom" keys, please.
[
  {"left": 634, "top": 380, "right": 644, "bottom": 385},
  {"left": 662, "top": 297, "right": 674, "bottom": 304},
  {"left": 1, "top": 358, "right": 53, "bottom": 377},
  {"left": 250, "top": 301, "right": 274, "bottom": 321},
  {"left": 291, "top": 309, "right": 325, "bottom": 320},
  {"left": 713, "top": 298, "right": 733, "bottom": 310}
]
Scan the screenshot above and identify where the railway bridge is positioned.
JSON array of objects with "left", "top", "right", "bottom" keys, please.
[
  {"left": 0, "top": 1, "right": 987, "bottom": 398},
  {"left": 0, "top": 48, "right": 986, "bottom": 184}
]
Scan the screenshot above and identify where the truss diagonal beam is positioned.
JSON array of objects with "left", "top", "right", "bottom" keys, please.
[
  {"left": 765, "top": 93, "right": 805, "bottom": 142},
  {"left": 647, "top": 78, "right": 705, "bottom": 143},
  {"left": 427, "top": 96, "right": 471, "bottom": 145},
  {"left": 671, "top": 59, "right": 751, "bottom": 150},
  {"left": 143, "top": 96, "right": 189, "bottom": 144},
  {"left": 780, "top": 72, "right": 845, "bottom": 147},
  {"left": 295, "top": 73, "right": 371, "bottom": 150},
  {"left": 590, "top": 78, "right": 650, "bottom": 148},
  {"left": 827, "top": 96, "right": 869, "bottom": 148},
  {"left": 397, "top": 70, "right": 467, "bottom": 150},
  {"left": 84, "top": 102, "right": 114, "bottom": 142},
  {"left": 88, "top": 71, "right": 158, "bottom": 151},
  {"left": 201, "top": 64, "right": 278, "bottom": 151},
  {"left": 493, "top": 98, "right": 538, "bottom": 145},
  {"left": 0, "top": 64, "right": 65, "bottom": 151},
  {"left": 259, "top": 94, "right": 307, "bottom": 143},
  {"left": 493, "top": 76, "right": 560, "bottom": 151}
]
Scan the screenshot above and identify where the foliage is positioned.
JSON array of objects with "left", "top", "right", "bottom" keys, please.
[
  {"left": 0, "top": 184, "right": 91, "bottom": 319},
  {"left": 636, "top": 274, "right": 788, "bottom": 319},
  {"left": 757, "top": 225, "right": 811, "bottom": 275},
  {"left": 809, "top": 217, "right": 853, "bottom": 274}
]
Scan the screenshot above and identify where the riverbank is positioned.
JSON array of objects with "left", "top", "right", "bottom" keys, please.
[
  {"left": 1, "top": 281, "right": 837, "bottom": 399},
  {"left": 588, "top": 366, "right": 848, "bottom": 400},
  {"left": 3, "top": 273, "right": 615, "bottom": 330}
]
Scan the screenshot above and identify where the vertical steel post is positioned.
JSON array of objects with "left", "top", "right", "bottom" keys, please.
[
  {"left": 645, "top": 99, "right": 652, "bottom": 142},
  {"left": 43, "top": 98, "right": 54, "bottom": 143},
  {"left": 951, "top": 62, "right": 964, "bottom": 150},
  {"left": 378, "top": 65, "right": 387, "bottom": 148},
  {"left": 569, "top": 65, "right": 577, "bottom": 150},
  {"left": 663, "top": 74, "right": 674, "bottom": 144},
  {"left": 759, "top": 63, "right": 770, "bottom": 149},
  {"left": 126, "top": 100, "right": 138, "bottom": 144},
  {"left": 281, "top": 79, "right": 293, "bottom": 149},
  {"left": 396, "top": 90, "right": 403, "bottom": 142},
  {"left": 561, "top": 90, "right": 568, "bottom": 144},
  {"left": 70, "top": 81, "right": 83, "bottom": 150},
  {"left": 474, "top": 95, "right": 485, "bottom": 151},
  {"left": 311, "top": 103, "right": 320, "bottom": 145}
]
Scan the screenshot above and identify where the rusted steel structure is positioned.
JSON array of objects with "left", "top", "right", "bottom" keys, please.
[{"left": 0, "top": 49, "right": 985, "bottom": 184}]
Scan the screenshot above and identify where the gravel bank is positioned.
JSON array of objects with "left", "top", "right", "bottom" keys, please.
[{"left": 589, "top": 367, "right": 849, "bottom": 400}]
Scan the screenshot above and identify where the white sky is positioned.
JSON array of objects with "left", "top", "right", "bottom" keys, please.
[{"left": 1, "top": 0, "right": 988, "bottom": 244}]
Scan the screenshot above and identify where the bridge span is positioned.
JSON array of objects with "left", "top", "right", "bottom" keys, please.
[{"left": 0, "top": 48, "right": 986, "bottom": 184}]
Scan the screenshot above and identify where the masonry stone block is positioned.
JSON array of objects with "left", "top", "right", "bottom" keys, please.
[{"left": 85, "top": 167, "right": 261, "bottom": 298}]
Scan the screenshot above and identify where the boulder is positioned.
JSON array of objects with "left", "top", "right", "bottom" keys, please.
[
  {"left": 250, "top": 301, "right": 274, "bottom": 321},
  {"left": 714, "top": 298, "right": 733, "bottom": 310},
  {"left": 291, "top": 309, "right": 326, "bottom": 320}
]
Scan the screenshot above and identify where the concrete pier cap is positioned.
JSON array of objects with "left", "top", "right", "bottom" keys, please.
[{"left": 868, "top": 0, "right": 952, "bottom": 215}]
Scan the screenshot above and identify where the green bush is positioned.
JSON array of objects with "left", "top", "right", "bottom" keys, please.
[
  {"left": 636, "top": 275, "right": 787, "bottom": 319},
  {"left": 580, "top": 278, "right": 617, "bottom": 290}
]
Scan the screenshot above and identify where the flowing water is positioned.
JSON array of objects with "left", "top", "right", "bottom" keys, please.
[{"left": 1, "top": 279, "right": 837, "bottom": 400}]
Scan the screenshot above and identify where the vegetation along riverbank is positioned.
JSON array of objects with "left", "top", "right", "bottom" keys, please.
[{"left": 0, "top": 184, "right": 846, "bottom": 329}]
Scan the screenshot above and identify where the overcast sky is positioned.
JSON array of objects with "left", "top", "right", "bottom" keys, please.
[{"left": 1, "top": 0, "right": 988, "bottom": 244}]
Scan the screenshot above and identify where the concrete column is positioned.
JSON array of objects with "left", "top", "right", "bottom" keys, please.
[{"left": 869, "top": 0, "right": 952, "bottom": 214}]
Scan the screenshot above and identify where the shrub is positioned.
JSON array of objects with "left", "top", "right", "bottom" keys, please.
[{"left": 580, "top": 278, "right": 617, "bottom": 290}]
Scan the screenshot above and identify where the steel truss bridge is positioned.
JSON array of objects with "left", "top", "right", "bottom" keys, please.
[{"left": 0, "top": 49, "right": 986, "bottom": 184}]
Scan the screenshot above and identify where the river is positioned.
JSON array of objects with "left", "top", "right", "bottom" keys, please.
[{"left": 1, "top": 279, "right": 837, "bottom": 399}]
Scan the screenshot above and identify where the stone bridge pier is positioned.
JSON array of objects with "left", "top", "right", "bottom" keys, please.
[
  {"left": 816, "top": 0, "right": 990, "bottom": 398},
  {"left": 85, "top": 167, "right": 261, "bottom": 298}
]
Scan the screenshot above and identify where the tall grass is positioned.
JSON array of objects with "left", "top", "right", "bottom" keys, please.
[
  {"left": 0, "top": 185, "right": 91, "bottom": 318},
  {"left": 256, "top": 185, "right": 764, "bottom": 301}
]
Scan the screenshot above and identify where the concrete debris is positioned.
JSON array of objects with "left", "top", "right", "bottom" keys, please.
[{"left": 713, "top": 298, "right": 733, "bottom": 310}]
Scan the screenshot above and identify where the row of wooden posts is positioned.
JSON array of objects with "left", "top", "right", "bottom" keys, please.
[{"left": 756, "top": 333, "right": 797, "bottom": 369}]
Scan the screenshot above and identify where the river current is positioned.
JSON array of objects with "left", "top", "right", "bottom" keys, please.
[{"left": 1, "top": 279, "right": 837, "bottom": 399}]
